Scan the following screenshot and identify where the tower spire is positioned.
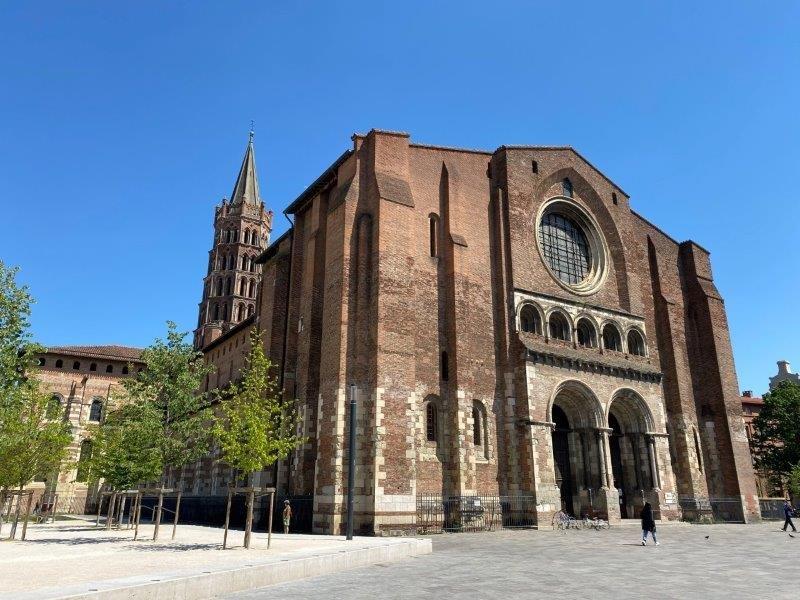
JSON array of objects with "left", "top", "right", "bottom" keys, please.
[{"left": 230, "top": 126, "right": 261, "bottom": 206}]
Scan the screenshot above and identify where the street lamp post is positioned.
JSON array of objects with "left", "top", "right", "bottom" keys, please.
[{"left": 346, "top": 383, "right": 357, "bottom": 540}]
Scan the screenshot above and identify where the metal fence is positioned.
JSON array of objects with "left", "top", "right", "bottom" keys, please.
[
  {"left": 679, "top": 496, "right": 745, "bottom": 523},
  {"left": 759, "top": 497, "right": 788, "bottom": 520},
  {"left": 416, "top": 494, "right": 536, "bottom": 534}
]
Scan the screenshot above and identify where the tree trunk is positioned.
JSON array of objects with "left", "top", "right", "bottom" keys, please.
[{"left": 244, "top": 489, "right": 254, "bottom": 549}]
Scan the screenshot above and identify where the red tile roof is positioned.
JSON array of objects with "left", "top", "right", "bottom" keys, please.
[{"left": 43, "top": 345, "right": 144, "bottom": 362}]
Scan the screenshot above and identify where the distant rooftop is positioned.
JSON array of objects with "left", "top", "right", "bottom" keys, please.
[{"left": 43, "top": 345, "right": 144, "bottom": 362}]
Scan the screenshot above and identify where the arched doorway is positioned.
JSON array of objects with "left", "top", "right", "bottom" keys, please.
[
  {"left": 608, "top": 390, "right": 655, "bottom": 519},
  {"left": 549, "top": 382, "right": 606, "bottom": 517}
]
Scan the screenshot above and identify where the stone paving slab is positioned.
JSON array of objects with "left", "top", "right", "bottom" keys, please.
[
  {"left": 0, "top": 518, "right": 430, "bottom": 599},
  {"left": 227, "top": 522, "right": 800, "bottom": 600}
]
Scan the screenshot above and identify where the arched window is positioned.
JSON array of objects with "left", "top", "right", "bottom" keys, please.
[
  {"left": 72, "top": 361, "right": 80, "bottom": 370},
  {"left": 239, "top": 278, "right": 247, "bottom": 295},
  {"left": 249, "top": 279, "right": 256, "bottom": 298},
  {"left": 244, "top": 229, "right": 251, "bottom": 245},
  {"left": 429, "top": 214, "right": 440, "bottom": 257},
  {"left": 426, "top": 401, "right": 438, "bottom": 442},
  {"left": 106, "top": 364, "right": 113, "bottom": 373},
  {"left": 216, "top": 278, "right": 223, "bottom": 296},
  {"left": 213, "top": 303, "right": 220, "bottom": 320},
  {"left": 225, "top": 277, "right": 232, "bottom": 295},
  {"left": 76, "top": 440, "right": 92, "bottom": 482},
  {"left": 520, "top": 304, "right": 542, "bottom": 334},
  {"left": 222, "top": 303, "right": 228, "bottom": 320},
  {"left": 576, "top": 318, "right": 597, "bottom": 348},
  {"left": 627, "top": 329, "right": 646, "bottom": 356},
  {"left": 89, "top": 399, "right": 103, "bottom": 422},
  {"left": 247, "top": 304, "right": 255, "bottom": 317},
  {"left": 55, "top": 359, "right": 63, "bottom": 368},
  {"left": 562, "top": 178, "right": 573, "bottom": 198},
  {"left": 549, "top": 312, "right": 571, "bottom": 341},
  {"left": 122, "top": 365, "right": 129, "bottom": 375},
  {"left": 47, "top": 394, "right": 62, "bottom": 419},
  {"left": 37, "top": 357, "right": 45, "bottom": 366},
  {"left": 237, "top": 303, "right": 245, "bottom": 321},
  {"left": 472, "top": 401, "right": 489, "bottom": 459},
  {"left": 233, "top": 229, "right": 239, "bottom": 243},
  {"left": 602, "top": 324, "right": 622, "bottom": 352},
  {"left": 441, "top": 351, "right": 449, "bottom": 381},
  {"left": 253, "top": 232, "right": 259, "bottom": 246},
  {"left": 90, "top": 362, "right": 97, "bottom": 371},
  {"left": 251, "top": 259, "right": 257, "bottom": 272}
]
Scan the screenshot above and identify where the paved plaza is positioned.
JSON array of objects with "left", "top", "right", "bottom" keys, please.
[
  {"left": 228, "top": 522, "right": 799, "bottom": 600},
  {"left": 0, "top": 517, "right": 429, "bottom": 599}
]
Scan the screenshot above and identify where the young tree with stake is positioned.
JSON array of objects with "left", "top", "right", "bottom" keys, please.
[{"left": 213, "top": 328, "right": 304, "bottom": 548}]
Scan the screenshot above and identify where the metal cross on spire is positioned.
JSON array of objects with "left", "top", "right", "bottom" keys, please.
[{"left": 249, "top": 120, "right": 255, "bottom": 143}]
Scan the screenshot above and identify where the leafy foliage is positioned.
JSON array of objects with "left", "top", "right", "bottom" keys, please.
[
  {"left": 115, "top": 321, "right": 215, "bottom": 482},
  {"left": 751, "top": 381, "right": 800, "bottom": 478},
  {"left": 84, "top": 401, "right": 163, "bottom": 490},
  {"left": 0, "top": 261, "right": 72, "bottom": 491},
  {"left": 213, "top": 328, "right": 304, "bottom": 478}
]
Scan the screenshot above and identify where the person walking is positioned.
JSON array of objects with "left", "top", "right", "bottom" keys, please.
[
  {"left": 641, "top": 502, "right": 658, "bottom": 546},
  {"left": 781, "top": 499, "right": 797, "bottom": 533},
  {"left": 282, "top": 499, "right": 292, "bottom": 534}
]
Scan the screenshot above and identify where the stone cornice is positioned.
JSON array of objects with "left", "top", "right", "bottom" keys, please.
[{"left": 523, "top": 337, "right": 663, "bottom": 384}]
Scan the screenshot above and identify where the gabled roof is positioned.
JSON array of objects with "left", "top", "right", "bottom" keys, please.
[
  {"left": 43, "top": 345, "right": 144, "bottom": 362},
  {"left": 230, "top": 134, "right": 262, "bottom": 206}
]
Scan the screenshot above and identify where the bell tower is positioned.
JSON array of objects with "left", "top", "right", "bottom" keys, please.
[{"left": 194, "top": 129, "right": 273, "bottom": 349}]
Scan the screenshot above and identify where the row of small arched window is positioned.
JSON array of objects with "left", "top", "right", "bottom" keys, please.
[
  {"left": 47, "top": 394, "right": 104, "bottom": 422},
  {"left": 219, "top": 228, "right": 260, "bottom": 246},
  {"left": 210, "top": 276, "right": 258, "bottom": 298},
  {"left": 216, "top": 253, "right": 258, "bottom": 272},
  {"left": 38, "top": 357, "right": 136, "bottom": 374},
  {"left": 211, "top": 302, "right": 255, "bottom": 322},
  {"left": 424, "top": 398, "right": 490, "bottom": 460},
  {"left": 519, "top": 304, "right": 646, "bottom": 356}
]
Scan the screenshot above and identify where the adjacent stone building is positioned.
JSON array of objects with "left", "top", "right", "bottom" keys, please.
[
  {"left": 769, "top": 360, "right": 799, "bottom": 390},
  {"left": 186, "top": 129, "right": 760, "bottom": 533},
  {"left": 30, "top": 345, "right": 144, "bottom": 513}
]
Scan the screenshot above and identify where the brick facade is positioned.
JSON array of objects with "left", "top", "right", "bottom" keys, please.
[
  {"left": 29, "top": 345, "right": 144, "bottom": 513},
  {"left": 187, "top": 130, "right": 760, "bottom": 532}
]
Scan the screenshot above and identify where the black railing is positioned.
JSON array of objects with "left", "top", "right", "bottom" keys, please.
[
  {"left": 416, "top": 494, "right": 537, "bottom": 533},
  {"left": 759, "top": 497, "right": 788, "bottom": 520},
  {"left": 679, "top": 496, "right": 745, "bottom": 523}
]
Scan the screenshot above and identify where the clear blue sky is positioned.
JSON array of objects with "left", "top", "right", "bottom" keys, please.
[{"left": 1, "top": 2, "right": 798, "bottom": 395}]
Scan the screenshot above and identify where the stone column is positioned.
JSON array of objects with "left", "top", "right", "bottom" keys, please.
[
  {"left": 646, "top": 435, "right": 660, "bottom": 490},
  {"left": 596, "top": 430, "right": 608, "bottom": 490},
  {"left": 602, "top": 429, "right": 614, "bottom": 489}
]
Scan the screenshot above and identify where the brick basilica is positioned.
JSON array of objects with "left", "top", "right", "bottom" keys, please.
[{"left": 181, "top": 129, "right": 760, "bottom": 534}]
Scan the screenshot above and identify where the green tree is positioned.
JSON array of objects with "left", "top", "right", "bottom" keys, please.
[
  {"left": 84, "top": 401, "right": 163, "bottom": 490},
  {"left": 0, "top": 261, "right": 38, "bottom": 401},
  {"left": 0, "top": 383, "right": 73, "bottom": 492},
  {"left": 0, "top": 262, "right": 72, "bottom": 510},
  {"left": 751, "top": 381, "right": 800, "bottom": 483},
  {"left": 121, "top": 321, "right": 215, "bottom": 485},
  {"left": 213, "top": 328, "right": 304, "bottom": 545},
  {"left": 213, "top": 328, "right": 304, "bottom": 478}
]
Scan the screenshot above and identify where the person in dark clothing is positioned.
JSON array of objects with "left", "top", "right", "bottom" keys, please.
[
  {"left": 641, "top": 502, "right": 658, "bottom": 546},
  {"left": 782, "top": 500, "right": 797, "bottom": 532}
]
